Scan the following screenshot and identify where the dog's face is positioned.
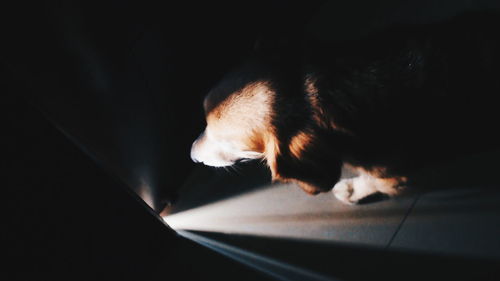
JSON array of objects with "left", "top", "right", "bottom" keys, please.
[{"left": 190, "top": 81, "right": 274, "bottom": 167}]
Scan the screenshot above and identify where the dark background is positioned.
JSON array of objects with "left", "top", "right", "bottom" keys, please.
[
  {"left": 1, "top": 1, "right": 321, "bottom": 280},
  {"left": 2, "top": 1, "right": 500, "bottom": 280}
]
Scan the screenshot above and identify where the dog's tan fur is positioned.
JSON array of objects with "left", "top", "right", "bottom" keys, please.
[{"left": 193, "top": 78, "right": 405, "bottom": 202}]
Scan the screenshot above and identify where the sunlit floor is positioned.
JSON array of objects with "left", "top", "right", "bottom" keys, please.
[
  {"left": 162, "top": 149, "right": 500, "bottom": 280},
  {"left": 164, "top": 178, "right": 417, "bottom": 246}
]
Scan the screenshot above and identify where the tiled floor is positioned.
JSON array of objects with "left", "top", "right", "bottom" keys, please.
[{"left": 167, "top": 148, "right": 500, "bottom": 259}]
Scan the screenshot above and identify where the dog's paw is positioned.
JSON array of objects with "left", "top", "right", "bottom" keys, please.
[
  {"left": 333, "top": 175, "right": 401, "bottom": 204},
  {"left": 332, "top": 178, "right": 358, "bottom": 204}
]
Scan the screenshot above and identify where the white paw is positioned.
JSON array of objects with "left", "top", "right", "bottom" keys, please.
[
  {"left": 333, "top": 175, "right": 401, "bottom": 204},
  {"left": 333, "top": 178, "right": 358, "bottom": 204}
]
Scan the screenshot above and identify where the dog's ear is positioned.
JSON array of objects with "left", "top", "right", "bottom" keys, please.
[{"left": 265, "top": 130, "right": 342, "bottom": 194}]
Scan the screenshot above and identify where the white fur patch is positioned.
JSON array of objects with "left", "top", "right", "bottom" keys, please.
[
  {"left": 190, "top": 130, "right": 263, "bottom": 167},
  {"left": 333, "top": 174, "right": 402, "bottom": 204}
]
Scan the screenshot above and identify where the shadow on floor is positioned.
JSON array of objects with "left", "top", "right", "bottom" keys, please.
[{"left": 181, "top": 230, "right": 500, "bottom": 281}]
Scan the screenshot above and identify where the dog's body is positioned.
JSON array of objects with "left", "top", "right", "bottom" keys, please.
[{"left": 191, "top": 12, "right": 500, "bottom": 204}]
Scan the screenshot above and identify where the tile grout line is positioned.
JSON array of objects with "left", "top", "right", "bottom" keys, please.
[{"left": 385, "top": 194, "right": 420, "bottom": 249}]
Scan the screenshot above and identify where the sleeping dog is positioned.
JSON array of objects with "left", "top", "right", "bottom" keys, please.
[{"left": 190, "top": 12, "right": 500, "bottom": 204}]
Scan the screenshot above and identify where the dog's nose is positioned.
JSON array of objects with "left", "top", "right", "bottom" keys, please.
[
  {"left": 190, "top": 141, "right": 201, "bottom": 163},
  {"left": 190, "top": 149, "right": 200, "bottom": 163},
  {"left": 191, "top": 155, "right": 200, "bottom": 163}
]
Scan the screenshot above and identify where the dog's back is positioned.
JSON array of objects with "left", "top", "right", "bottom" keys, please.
[{"left": 302, "top": 12, "right": 500, "bottom": 172}]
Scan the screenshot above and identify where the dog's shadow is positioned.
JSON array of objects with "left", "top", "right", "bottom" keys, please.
[{"left": 171, "top": 161, "right": 272, "bottom": 213}]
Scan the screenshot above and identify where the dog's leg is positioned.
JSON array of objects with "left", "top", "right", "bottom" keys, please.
[{"left": 333, "top": 172, "right": 405, "bottom": 204}]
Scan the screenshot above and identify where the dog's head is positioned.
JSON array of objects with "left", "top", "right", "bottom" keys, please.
[
  {"left": 190, "top": 80, "right": 274, "bottom": 167},
  {"left": 191, "top": 62, "right": 343, "bottom": 194}
]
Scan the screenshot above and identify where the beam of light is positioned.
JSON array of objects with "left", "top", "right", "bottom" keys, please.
[
  {"left": 163, "top": 183, "right": 412, "bottom": 244},
  {"left": 176, "top": 230, "right": 340, "bottom": 281},
  {"left": 137, "top": 176, "right": 156, "bottom": 210}
]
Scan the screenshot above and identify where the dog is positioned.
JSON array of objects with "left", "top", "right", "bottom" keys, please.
[{"left": 190, "top": 12, "right": 500, "bottom": 204}]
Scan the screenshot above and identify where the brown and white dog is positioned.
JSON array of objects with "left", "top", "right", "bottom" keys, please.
[{"left": 190, "top": 12, "right": 500, "bottom": 204}]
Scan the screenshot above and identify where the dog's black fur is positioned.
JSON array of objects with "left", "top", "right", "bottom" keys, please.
[{"left": 210, "top": 12, "right": 500, "bottom": 194}]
